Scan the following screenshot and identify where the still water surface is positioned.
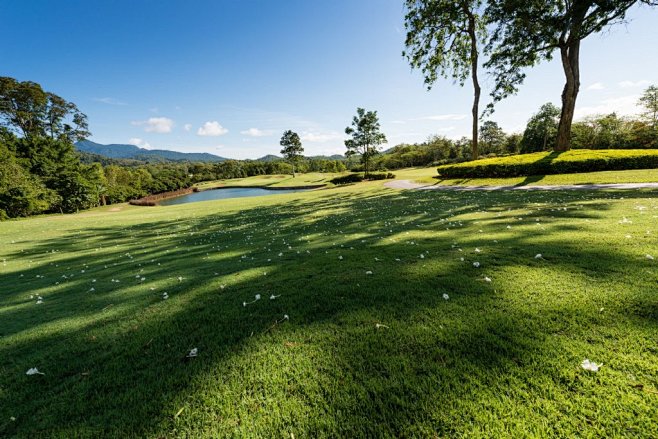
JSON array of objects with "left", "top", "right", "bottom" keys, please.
[{"left": 158, "top": 187, "right": 311, "bottom": 206}]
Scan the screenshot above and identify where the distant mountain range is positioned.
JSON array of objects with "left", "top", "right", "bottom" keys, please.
[
  {"left": 75, "top": 140, "right": 346, "bottom": 163},
  {"left": 255, "top": 154, "right": 346, "bottom": 161},
  {"left": 75, "top": 140, "right": 228, "bottom": 162}
]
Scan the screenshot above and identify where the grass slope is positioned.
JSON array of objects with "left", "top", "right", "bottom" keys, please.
[
  {"left": 395, "top": 166, "right": 658, "bottom": 187},
  {"left": 1, "top": 180, "right": 657, "bottom": 437}
]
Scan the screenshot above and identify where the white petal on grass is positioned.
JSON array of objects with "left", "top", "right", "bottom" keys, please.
[
  {"left": 535, "top": 254, "right": 543, "bottom": 259},
  {"left": 365, "top": 270, "right": 373, "bottom": 275},
  {"left": 484, "top": 276, "right": 492, "bottom": 282},
  {"left": 442, "top": 293, "right": 449, "bottom": 300},
  {"left": 472, "top": 262, "right": 480, "bottom": 268},
  {"left": 646, "top": 254, "right": 654, "bottom": 260},
  {"left": 26, "top": 368, "right": 45, "bottom": 375},
  {"left": 186, "top": 348, "right": 198, "bottom": 358},
  {"left": 375, "top": 323, "right": 389, "bottom": 329},
  {"left": 581, "top": 359, "right": 602, "bottom": 372},
  {"left": 270, "top": 294, "right": 281, "bottom": 300}
]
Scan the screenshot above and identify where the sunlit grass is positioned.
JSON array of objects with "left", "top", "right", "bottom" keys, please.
[
  {"left": 1, "top": 180, "right": 657, "bottom": 437},
  {"left": 394, "top": 166, "right": 658, "bottom": 186}
]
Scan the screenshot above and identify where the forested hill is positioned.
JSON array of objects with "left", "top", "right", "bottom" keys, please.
[{"left": 75, "top": 140, "right": 228, "bottom": 162}]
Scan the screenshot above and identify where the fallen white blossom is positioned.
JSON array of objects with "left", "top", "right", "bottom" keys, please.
[{"left": 581, "top": 359, "right": 601, "bottom": 372}]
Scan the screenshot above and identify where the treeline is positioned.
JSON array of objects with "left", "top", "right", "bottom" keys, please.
[{"left": 369, "top": 104, "right": 658, "bottom": 172}]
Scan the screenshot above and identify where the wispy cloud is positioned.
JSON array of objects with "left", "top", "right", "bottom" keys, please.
[
  {"left": 240, "top": 127, "right": 274, "bottom": 137},
  {"left": 586, "top": 82, "right": 605, "bottom": 91},
  {"left": 575, "top": 95, "right": 640, "bottom": 118},
  {"left": 131, "top": 117, "right": 174, "bottom": 133},
  {"left": 300, "top": 131, "right": 343, "bottom": 143},
  {"left": 420, "top": 114, "right": 468, "bottom": 121},
  {"left": 128, "top": 138, "right": 151, "bottom": 149},
  {"left": 197, "top": 121, "right": 228, "bottom": 136},
  {"left": 184, "top": 123, "right": 192, "bottom": 132},
  {"left": 94, "top": 97, "right": 127, "bottom": 106},
  {"left": 618, "top": 80, "right": 650, "bottom": 88}
]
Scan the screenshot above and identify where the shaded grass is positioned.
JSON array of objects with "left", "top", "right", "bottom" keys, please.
[
  {"left": 195, "top": 172, "right": 342, "bottom": 190},
  {"left": 1, "top": 181, "right": 657, "bottom": 437},
  {"left": 394, "top": 166, "right": 658, "bottom": 187}
]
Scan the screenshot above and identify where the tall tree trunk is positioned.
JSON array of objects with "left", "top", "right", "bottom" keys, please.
[
  {"left": 556, "top": 11, "right": 584, "bottom": 152},
  {"left": 467, "top": 10, "right": 480, "bottom": 160}
]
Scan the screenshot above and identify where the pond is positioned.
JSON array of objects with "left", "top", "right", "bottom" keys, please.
[{"left": 158, "top": 187, "right": 313, "bottom": 206}]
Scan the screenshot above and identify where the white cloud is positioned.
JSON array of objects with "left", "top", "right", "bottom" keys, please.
[
  {"left": 619, "top": 80, "right": 650, "bottom": 88},
  {"left": 575, "top": 95, "right": 640, "bottom": 118},
  {"left": 128, "top": 138, "right": 152, "bottom": 149},
  {"left": 240, "top": 127, "right": 274, "bottom": 137},
  {"left": 197, "top": 121, "right": 228, "bottom": 136},
  {"left": 421, "top": 114, "right": 468, "bottom": 121},
  {"left": 586, "top": 82, "right": 605, "bottom": 91},
  {"left": 184, "top": 123, "right": 192, "bottom": 132},
  {"left": 300, "top": 131, "right": 343, "bottom": 143},
  {"left": 131, "top": 117, "right": 174, "bottom": 133},
  {"left": 436, "top": 126, "right": 456, "bottom": 132},
  {"left": 94, "top": 97, "right": 127, "bottom": 106}
]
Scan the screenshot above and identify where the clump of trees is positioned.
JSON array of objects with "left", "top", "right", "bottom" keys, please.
[{"left": 0, "top": 78, "right": 104, "bottom": 218}]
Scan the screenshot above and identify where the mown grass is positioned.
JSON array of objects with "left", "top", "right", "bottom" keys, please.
[
  {"left": 195, "top": 172, "right": 341, "bottom": 189},
  {"left": 1, "top": 179, "right": 658, "bottom": 437},
  {"left": 395, "top": 166, "right": 658, "bottom": 186}
]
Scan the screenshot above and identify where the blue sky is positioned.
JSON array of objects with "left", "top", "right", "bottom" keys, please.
[{"left": 2, "top": 0, "right": 657, "bottom": 159}]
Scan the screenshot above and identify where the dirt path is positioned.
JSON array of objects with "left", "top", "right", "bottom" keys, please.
[{"left": 385, "top": 180, "right": 658, "bottom": 191}]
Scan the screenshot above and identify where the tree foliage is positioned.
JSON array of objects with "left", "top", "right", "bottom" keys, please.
[
  {"left": 638, "top": 84, "right": 658, "bottom": 128},
  {"left": 344, "top": 108, "right": 387, "bottom": 176},
  {"left": 279, "top": 130, "right": 304, "bottom": 177},
  {"left": 404, "top": 0, "right": 487, "bottom": 160},
  {"left": 0, "top": 76, "right": 89, "bottom": 142},
  {"left": 485, "top": 0, "right": 657, "bottom": 151},
  {"left": 520, "top": 103, "right": 560, "bottom": 153}
]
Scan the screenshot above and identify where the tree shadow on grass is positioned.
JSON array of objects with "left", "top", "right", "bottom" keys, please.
[{"left": 1, "top": 188, "right": 657, "bottom": 436}]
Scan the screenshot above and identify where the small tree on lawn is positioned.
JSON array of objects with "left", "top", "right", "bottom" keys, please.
[
  {"left": 279, "top": 130, "right": 303, "bottom": 177},
  {"left": 345, "top": 108, "right": 387, "bottom": 177}
]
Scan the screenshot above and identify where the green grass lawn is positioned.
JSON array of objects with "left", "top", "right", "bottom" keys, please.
[
  {"left": 1, "top": 179, "right": 658, "bottom": 437},
  {"left": 195, "top": 172, "right": 341, "bottom": 189},
  {"left": 395, "top": 166, "right": 658, "bottom": 186}
]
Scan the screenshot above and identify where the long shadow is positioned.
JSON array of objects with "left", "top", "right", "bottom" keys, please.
[{"left": 1, "top": 188, "right": 657, "bottom": 436}]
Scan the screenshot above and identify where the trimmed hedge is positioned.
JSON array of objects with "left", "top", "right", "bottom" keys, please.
[
  {"left": 330, "top": 174, "right": 364, "bottom": 185},
  {"left": 330, "top": 172, "right": 396, "bottom": 185},
  {"left": 437, "top": 149, "right": 658, "bottom": 178},
  {"left": 367, "top": 172, "right": 396, "bottom": 180}
]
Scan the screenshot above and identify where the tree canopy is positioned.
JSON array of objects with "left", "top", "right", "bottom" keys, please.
[
  {"left": 0, "top": 76, "right": 89, "bottom": 143},
  {"left": 404, "top": 0, "right": 487, "bottom": 159},
  {"left": 486, "top": 0, "right": 657, "bottom": 151},
  {"left": 520, "top": 103, "right": 560, "bottom": 153},
  {"left": 345, "top": 108, "right": 387, "bottom": 176},
  {"left": 638, "top": 85, "right": 658, "bottom": 129},
  {"left": 279, "top": 130, "right": 304, "bottom": 177}
]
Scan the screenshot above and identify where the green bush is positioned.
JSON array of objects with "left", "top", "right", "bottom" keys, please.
[
  {"left": 330, "top": 173, "right": 364, "bottom": 185},
  {"left": 437, "top": 149, "right": 658, "bottom": 178},
  {"left": 366, "top": 172, "right": 396, "bottom": 180}
]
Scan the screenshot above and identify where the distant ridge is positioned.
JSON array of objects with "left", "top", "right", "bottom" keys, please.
[
  {"left": 255, "top": 154, "right": 346, "bottom": 162},
  {"left": 75, "top": 140, "right": 228, "bottom": 162}
]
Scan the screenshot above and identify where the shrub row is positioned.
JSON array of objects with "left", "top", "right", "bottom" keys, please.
[
  {"left": 436, "top": 149, "right": 658, "bottom": 178},
  {"left": 330, "top": 172, "right": 396, "bottom": 185}
]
